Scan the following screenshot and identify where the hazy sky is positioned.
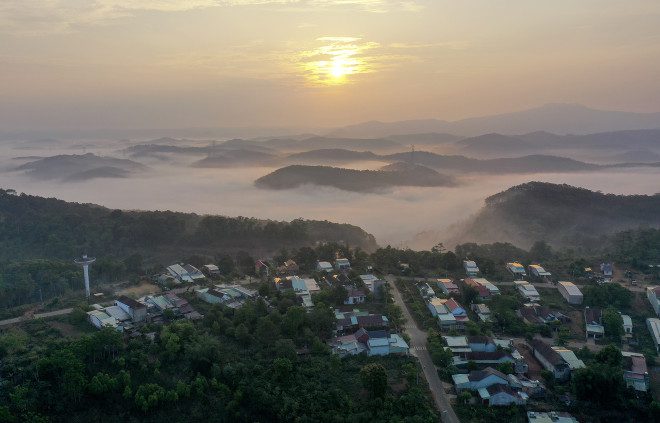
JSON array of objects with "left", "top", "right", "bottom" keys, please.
[{"left": 2, "top": 0, "right": 660, "bottom": 131}]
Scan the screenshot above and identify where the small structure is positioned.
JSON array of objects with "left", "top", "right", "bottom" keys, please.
[
  {"left": 478, "top": 384, "right": 526, "bottom": 406},
  {"left": 622, "top": 351, "right": 649, "bottom": 392},
  {"left": 116, "top": 295, "right": 147, "bottom": 322},
  {"left": 527, "top": 412, "right": 578, "bottom": 423},
  {"left": 600, "top": 262, "right": 613, "bottom": 282},
  {"left": 621, "top": 314, "right": 633, "bottom": 335},
  {"left": 530, "top": 339, "right": 585, "bottom": 381},
  {"left": 87, "top": 309, "right": 120, "bottom": 331},
  {"left": 506, "top": 262, "right": 527, "bottom": 279},
  {"left": 334, "top": 258, "right": 351, "bottom": 271},
  {"left": 418, "top": 283, "right": 435, "bottom": 299},
  {"left": 316, "top": 261, "right": 334, "bottom": 273},
  {"left": 520, "top": 304, "right": 569, "bottom": 325},
  {"left": 329, "top": 329, "right": 408, "bottom": 357},
  {"left": 646, "top": 318, "right": 660, "bottom": 353},
  {"left": 255, "top": 259, "right": 270, "bottom": 277},
  {"left": 166, "top": 264, "right": 204, "bottom": 284},
  {"left": 584, "top": 307, "right": 604, "bottom": 340},
  {"left": 202, "top": 264, "right": 221, "bottom": 278},
  {"left": 344, "top": 289, "right": 367, "bottom": 305},
  {"left": 646, "top": 286, "right": 660, "bottom": 316},
  {"left": 515, "top": 281, "right": 540, "bottom": 302},
  {"left": 464, "top": 278, "right": 500, "bottom": 299},
  {"left": 359, "top": 274, "right": 385, "bottom": 296},
  {"left": 452, "top": 367, "right": 509, "bottom": 392},
  {"left": 443, "top": 336, "right": 471, "bottom": 353},
  {"left": 528, "top": 264, "right": 551, "bottom": 280},
  {"left": 463, "top": 260, "right": 480, "bottom": 277},
  {"left": 557, "top": 281, "right": 583, "bottom": 305},
  {"left": 436, "top": 278, "right": 460, "bottom": 295},
  {"left": 471, "top": 303, "right": 491, "bottom": 322},
  {"left": 277, "top": 259, "right": 299, "bottom": 276}
]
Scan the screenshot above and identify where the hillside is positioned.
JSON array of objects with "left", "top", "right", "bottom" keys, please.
[
  {"left": 255, "top": 164, "right": 455, "bottom": 192},
  {"left": 449, "top": 182, "right": 660, "bottom": 249},
  {"left": 285, "top": 149, "right": 381, "bottom": 164},
  {"left": 192, "top": 149, "right": 277, "bottom": 167},
  {"left": 0, "top": 189, "right": 378, "bottom": 261},
  {"left": 13, "top": 153, "right": 148, "bottom": 181}
]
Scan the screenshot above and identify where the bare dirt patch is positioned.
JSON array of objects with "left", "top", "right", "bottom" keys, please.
[{"left": 115, "top": 280, "right": 161, "bottom": 298}]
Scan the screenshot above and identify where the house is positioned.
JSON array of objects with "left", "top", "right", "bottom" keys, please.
[
  {"left": 116, "top": 295, "right": 147, "bottom": 322},
  {"left": 527, "top": 412, "right": 578, "bottom": 423},
  {"left": 274, "top": 277, "right": 293, "bottom": 291},
  {"left": 202, "top": 264, "right": 221, "bottom": 278},
  {"left": 87, "top": 309, "right": 121, "bottom": 331},
  {"left": 359, "top": 274, "right": 385, "bottom": 296},
  {"left": 507, "top": 374, "right": 546, "bottom": 398},
  {"left": 182, "top": 264, "right": 205, "bottom": 281},
  {"left": 277, "top": 259, "right": 299, "bottom": 275},
  {"left": 468, "top": 336, "right": 497, "bottom": 352},
  {"left": 357, "top": 314, "right": 389, "bottom": 329},
  {"left": 646, "top": 318, "right": 660, "bottom": 353},
  {"left": 622, "top": 352, "right": 649, "bottom": 392},
  {"left": 454, "top": 351, "right": 517, "bottom": 367},
  {"left": 515, "top": 281, "right": 540, "bottom": 302},
  {"left": 621, "top": 314, "right": 633, "bottom": 335},
  {"left": 584, "top": 307, "right": 604, "bottom": 340},
  {"left": 530, "top": 339, "right": 571, "bottom": 381},
  {"left": 528, "top": 264, "right": 551, "bottom": 280},
  {"left": 478, "top": 384, "right": 527, "bottom": 406},
  {"left": 303, "top": 277, "right": 320, "bottom": 294},
  {"left": 463, "top": 260, "right": 480, "bottom": 277},
  {"left": 506, "top": 262, "right": 527, "bottom": 279},
  {"left": 418, "top": 283, "right": 435, "bottom": 299},
  {"left": 290, "top": 276, "right": 320, "bottom": 294},
  {"left": 471, "top": 303, "right": 491, "bottom": 322},
  {"left": 317, "top": 261, "right": 334, "bottom": 272},
  {"left": 557, "top": 281, "right": 583, "bottom": 305},
  {"left": 443, "top": 336, "right": 471, "bottom": 353},
  {"left": 464, "top": 278, "right": 500, "bottom": 299},
  {"left": 195, "top": 287, "right": 225, "bottom": 304},
  {"left": 388, "top": 334, "right": 410, "bottom": 355},
  {"left": 452, "top": 367, "right": 509, "bottom": 392},
  {"left": 436, "top": 278, "right": 460, "bottom": 295},
  {"left": 552, "top": 347, "right": 586, "bottom": 371},
  {"left": 647, "top": 286, "right": 660, "bottom": 316},
  {"left": 329, "top": 334, "right": 366, "bottom": 357},
  {"left": 334, "top": 258, "right": 351, "bottom": 271},
  {"left": 600, "top": 262, "right": 613, "bottom": 281},
  {"left": 297, "top": 291, "right": 314, "bottom": 308},
  {"left": 196, "top": 285, "right": 256, "bottom": 309},
  {"left": 166, "top": 264, "right": 194, "bottom": 283},
  {"left": 344, "top": 289, "right": 367, "bottom": 305},
  {"left": 428, "top": 297, "right": 469, "bottom": 330}
]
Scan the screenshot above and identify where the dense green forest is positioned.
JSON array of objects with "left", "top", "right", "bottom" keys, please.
[
  {"left": 0, "top": 189, "right": 377, "bottom": 261},
  {"left": 0, "top": 296, "right": 437, "bottom": 422},
  {"left": 453, "top": 182, "right": 660, "bottom": 249}
]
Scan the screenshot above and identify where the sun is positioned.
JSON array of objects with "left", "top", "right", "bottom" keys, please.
[{"left": 330, "top": 57, "right": 349, "bottom": 79}]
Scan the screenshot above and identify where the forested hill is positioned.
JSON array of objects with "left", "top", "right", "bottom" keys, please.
[
  {"left": 0, "top": 189, "right": 377, "bottom": 261},
  {"left": 450, "top": 182, "right": 660, "bottom": 249}
]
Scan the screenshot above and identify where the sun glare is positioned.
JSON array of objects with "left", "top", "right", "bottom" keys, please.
[{"left": 299, "top": 37, "right": 377, "bottom": 86}]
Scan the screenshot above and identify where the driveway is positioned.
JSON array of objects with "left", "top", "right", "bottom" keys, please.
[{"left": 387, "top": 276, "right": 460, "bottom": 423}]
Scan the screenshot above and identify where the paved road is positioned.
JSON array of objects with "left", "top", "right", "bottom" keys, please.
[
  {"left": 387, "top": 276, "right": 460, "bottom": 423},
  {"left": 0, "top": 307, "right": 74, "bottom": 327}
]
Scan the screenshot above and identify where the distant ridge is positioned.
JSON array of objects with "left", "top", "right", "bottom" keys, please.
[{"left": 329, "top": 104, "right": 660, "bottom": 137}]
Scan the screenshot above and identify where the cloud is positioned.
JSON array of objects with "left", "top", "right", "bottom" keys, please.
[{"left": 0, "top": 0, "right": 422, "bottom": 35}]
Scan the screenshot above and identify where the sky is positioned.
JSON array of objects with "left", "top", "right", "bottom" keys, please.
[{"left": 1, "top": 0, "right": 660, "bottom": 131}]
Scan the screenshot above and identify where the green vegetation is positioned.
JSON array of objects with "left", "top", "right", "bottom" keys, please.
[
  {"left": 0, "top": 189, "right": 377, "bottom": 262},
  {"left": 0, "top": 297, "right": 438, "bottom": 422}
]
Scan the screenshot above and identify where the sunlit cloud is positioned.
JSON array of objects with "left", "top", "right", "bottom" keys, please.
[{"left": 296, "top": 37, "right": 381, "bottom": 85}]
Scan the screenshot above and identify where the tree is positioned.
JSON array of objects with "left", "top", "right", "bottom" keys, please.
[
  {"left": 602, "top": 308, "right": 623, "bottom": 342},
  {"left": 360, "top": 363, "right": 388, "bottom": 398},
  {"left": 572, "top": 364, "right": 623, "bottom": 405}
]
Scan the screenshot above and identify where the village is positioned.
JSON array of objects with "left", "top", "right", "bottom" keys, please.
[{"left": 59, "top": 247, "right": 660, "bottom": 423}]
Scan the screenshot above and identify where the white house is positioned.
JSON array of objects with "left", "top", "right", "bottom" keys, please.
[
  {"left": 463, "top": 260, "right": 479, "bottom": 277},
  {"left": 334, "top": 258, "right": 351, "bottom": 271},
  {"left": 647, "top": 318, "right": 660, "bottom": 353},
  {"left": 557, "top": 281, "right": 583, "bottom": 305},
  {"left": 506, "top": 262, "right": 527, "bottom": 279},
  {"left": 316, "top": 261, "right": 333, "bottom": 272},
  {"left": 621, "top": 314, "right": 633, "bottom": 335},
  {"left": 452, "top": 367, "right": 509, "bottom": 392},
  {"left": 515, "top": 281, "right": 540, "bottom": 302},
  {"left": 528, "top": 264, "right": 551, "bottom": 279},
  {"left": 478, "top": 384, "right": 527, "bottom": 406},
  {"left": 87, "top": 310, "right": 120, "bottom": 331}
]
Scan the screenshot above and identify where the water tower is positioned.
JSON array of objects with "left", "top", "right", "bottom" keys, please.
[{"left": 75, "top": 254, "right": 96, "bottom": 299}]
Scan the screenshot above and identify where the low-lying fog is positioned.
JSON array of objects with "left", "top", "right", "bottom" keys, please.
[{"left": 2, "top": 142, "right": 659, "bottom": 250}]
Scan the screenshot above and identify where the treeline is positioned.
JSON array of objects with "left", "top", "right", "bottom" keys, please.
[
  {"left": 0, "top": 296, "right": 437, "bottom": 422},
  {"left": 0, "top": 189, "right": 377, "bottom": 262}
]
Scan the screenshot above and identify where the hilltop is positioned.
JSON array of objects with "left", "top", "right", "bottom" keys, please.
[
  {"left": 448, "top": 182, "right": 660, "bottom": 249},
  {"left": 255, "top": 164, "right": 455, "bottom": 192},
  {"left": 13, "top": 153, "right": 148, "bottom": 181},
  {"left": 0, "top": 189, "right": 378, "bottom": 261}
]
